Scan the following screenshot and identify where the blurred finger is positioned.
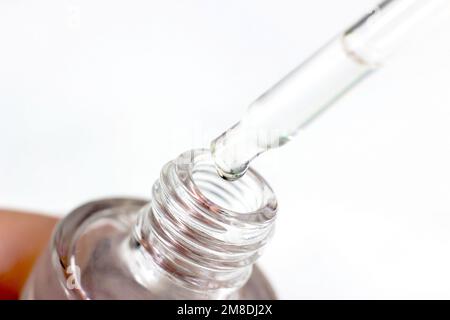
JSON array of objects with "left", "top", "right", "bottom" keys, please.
[{"left": 0, "top": 210, "right": 58, "bottom": 299}]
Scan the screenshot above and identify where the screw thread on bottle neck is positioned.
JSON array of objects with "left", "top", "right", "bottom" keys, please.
[{"left": 134, "top": 149, "right": 277, "bottom": 297}]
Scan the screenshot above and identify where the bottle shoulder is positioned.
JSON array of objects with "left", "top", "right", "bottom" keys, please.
[{"left": 50, "top": 198, "right": 275, "bottom": 300}]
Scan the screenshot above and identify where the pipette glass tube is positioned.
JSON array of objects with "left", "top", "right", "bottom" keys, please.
[{"left": 211, "top": 0, "right": 449, "bottom": 181}]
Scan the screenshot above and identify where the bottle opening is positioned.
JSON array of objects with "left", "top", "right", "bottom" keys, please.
[
  {"left": 175, "top": 149, "right": 277, "bottom": 223},
  {"left": 192, "top": 163, "right": 262, "bottom": 214},
  {"left": 135, "top": 149, "right": 278, "bottom": 294}
]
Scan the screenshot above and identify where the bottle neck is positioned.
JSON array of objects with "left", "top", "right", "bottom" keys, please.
[{"left": 133, "top": 149, "right": 277, "bottom": 299}]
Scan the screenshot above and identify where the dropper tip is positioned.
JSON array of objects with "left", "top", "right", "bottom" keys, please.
[
  {"left": 210, "top": 132, "right": 250, "bottom": 181},
  {"left": 214, "top": 165, "right": 248, "bottom": 182}
]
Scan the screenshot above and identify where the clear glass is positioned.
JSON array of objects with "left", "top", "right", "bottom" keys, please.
[
  {"left": 21, "top": 149, "right": 277, "bottom": 300},
  {"left": 211, "top": 0, "right": 449, "bottom": 181}
]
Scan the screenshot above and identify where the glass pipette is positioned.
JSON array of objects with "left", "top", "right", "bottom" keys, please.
[{"left": 211, "top": 0, "right": 450, "bottom": 181}]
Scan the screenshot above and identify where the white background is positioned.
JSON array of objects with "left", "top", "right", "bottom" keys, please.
[{"left": 1, "top": 0, "right": 450, "bottom": 299}]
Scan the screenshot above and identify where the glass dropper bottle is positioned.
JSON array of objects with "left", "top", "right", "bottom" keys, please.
[
  {"left": 22, "top": 150, "right": 277, "bottom": 299},
  {"left": 211, "top": 0, "right": 450, "bottom": 181}
]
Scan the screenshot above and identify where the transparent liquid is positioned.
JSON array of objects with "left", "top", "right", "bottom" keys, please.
[
  {"left": 211, "top": 0, "right": 449, "bottom": 180},
  {"left": 211, "top": 33, "right": 375, "bottom": 181}
]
